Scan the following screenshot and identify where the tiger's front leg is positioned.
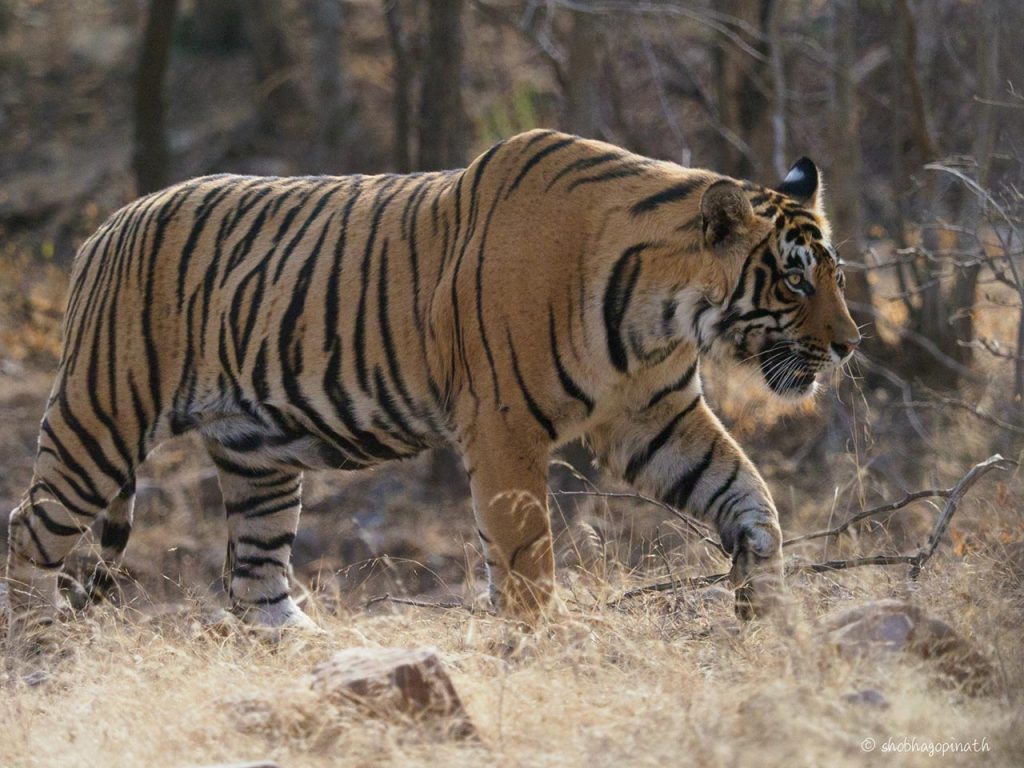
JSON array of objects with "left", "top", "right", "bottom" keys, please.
[
  {"left": 461, "top": 422, "right": 555, "bottom": 621},
  {"left": 592, "top": 392, "right": 785, "bottom": 619}
]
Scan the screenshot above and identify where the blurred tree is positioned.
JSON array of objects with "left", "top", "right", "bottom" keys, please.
[
  {"left": 309, "top": 0, "right": 348, "bottom": 167},
  {"left": 888, "top": 0, "right": 977, "bottom": 385},
  {"left": 563, "top": 3, "right": 601, "bottom": 139},
  {"left": 243, "top": 0, "right": 308, "bottom": 138},
  {"left": 951, "top": 0, "right": 999, "bottom": 373},
  {"left": 712, "top": 0, "right": 772, "bottom": 178},
  {"left": 828, "top": 0, "right": 876, "bottom": 355},
  {"left": 418, "top": 0, "right": 468, "bottom": 170},
  {"left": 384, "top": 0, "right": 414, "bottom": 172},
  {"left": 190, "top": 0, "right": 246, "bottom": 51},
  {"left": 133, "top": 0, "right": 179, "bottom": 195}
]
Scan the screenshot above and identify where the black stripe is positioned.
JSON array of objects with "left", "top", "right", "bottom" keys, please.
[
  {"left": 100, "top": 520, "right": 132, "bottom": 552},
  {"left": 271, "top": 182, "right": 344, "bottom": 283},
  {"left": 507, "top": 137, "right": 577, "bottom": 196},
  {"left": 507, "top": 329, "right": 558, "bottom": 441},
  {"left": 209, "top": 453, "right": 279, "bottom": 478},
  {"left": 567, "top": 163, "right": 650, "bottom": 192},
  {"left": 377, "top": 238, "right": 429, "bottom": 433},
  {"left": 665, "top": 438, "right": 718, "bottom": 512},
  {"left": 624, "top": 396, "right": 701, "bottom": 484},
  {"left": 705, "top": 460, "right": 741, "bottom": 518},
  {"left": 603, "top": 244, "right": 647, "bottom": 372},
  {"left": 224, "top": 483, "right": 301, "bottom": 517},
  {"left": 323, "top": 177, "right": 363, "bottom": 353},
  {"left": 546, "top": 151, "right": 625, "bottom": 191},
  {"left": 141, "top": 182, "right": 201, "bottom": 432},
  {"left": 177, "top": 183, "right": 236, "bottom": 308},
  {"left": 549, "top": 306, "right": 593, "bottom": 415},
  {"left": 39, "top": 419, "right": 108, "bottom": 507},
  {"left": 237, "top": 533, "right": 296, "bottom": 550},
  {"left": 21, "top": 518, "right": 62, "bottom": 568},
  {"left": 355, "top": 177, "right": 403, "bottom": 393},
  {"left": 645, "top": 361, "right": 698, "bottom": 410},
  {"left": 509, "top": 529, "right": 547, "bottom": 571},
  {"left": 33, "top": 505, "right": 83, "bottom": 538},
  {"left": 474, "top": 181, "right": 507, "bottom": 403},
  {"left": 245, "top": 591, "right": 291, "bottom": 606},
  {"left": 241, "top": 498, "right": 303, "bottom": 520},
  {"left": 631, "top": 178, "right": 706, "bottom": 216},
  {"left": 29, "top": 478, "right": 96, "bottom": 523},
  {"left": 372, "top": 366, "right": 423, "bottom": 446}
]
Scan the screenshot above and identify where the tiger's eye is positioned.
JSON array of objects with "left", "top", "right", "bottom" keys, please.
[{"left": 786, "top": 273, "right": 803, "bottom": 288}]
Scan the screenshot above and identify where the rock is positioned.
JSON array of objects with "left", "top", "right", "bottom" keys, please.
[
  {"left": 191, "top": 763, "right": 278, "bottom": 768},
  {"left": 310, "top": 647, "right": 475, "bottom": 738},
  {"left": 822, "top": 599, "right": 994, "bottom": 694},
  {"left": 841, "top": 688, "right": 890, "bottom": 709}
]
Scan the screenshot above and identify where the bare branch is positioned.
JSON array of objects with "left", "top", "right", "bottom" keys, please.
[
  {"left": 616, "top": 455, "right": 1014, "bottom": 601},
  {"left": 900, "top": 397, "right": 1024, "bottom": 437},
  {"left": 365, "top": 592, "right": 479, "bottom": 613},
  {"left": 782, "top": 488, "right": 952, "bottom": 547}
]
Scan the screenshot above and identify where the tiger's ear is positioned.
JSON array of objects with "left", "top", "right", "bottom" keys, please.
[
  {"left": 775, "top": 157, "right": 822, "bottom": 210},
  {"left": 700, "top": 179, "right": 756, "bottom": 254}
]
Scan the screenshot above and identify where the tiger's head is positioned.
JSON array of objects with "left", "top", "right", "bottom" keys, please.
[{"left": 700, "top": 159, "right": 861, "bottom": 399}]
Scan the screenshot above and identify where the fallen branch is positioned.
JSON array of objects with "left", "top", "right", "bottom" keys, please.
[
  {"left": 619, "top": 572, "right": 729, "bottom": 600},
  {"left": 364, "top": 592, "right": 481, "bottom": 614},
  {"left": 617, "top": 455, "right": 1015, "bottom": 601}
]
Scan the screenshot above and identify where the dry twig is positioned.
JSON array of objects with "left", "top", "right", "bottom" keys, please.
[
  {"left": 616, "top": 455, "right": 1014, "bottom": 601},
  {"left": 364, "top": 592, "right": 478, "bottom": 613}
]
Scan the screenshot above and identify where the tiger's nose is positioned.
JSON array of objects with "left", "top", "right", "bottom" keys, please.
[{"left": 830, "top": 336, "right": 861, "bottom": 359}]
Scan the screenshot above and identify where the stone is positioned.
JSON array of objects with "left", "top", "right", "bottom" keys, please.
[
  {"left": 822, "top": 599, "right": 994, "bottom": 694},
  {"left": 310, "top": 647, "right": 475, "bottom": 738},
  {"left": 841, "top": 688, "right": 890, "bottom": 709}
]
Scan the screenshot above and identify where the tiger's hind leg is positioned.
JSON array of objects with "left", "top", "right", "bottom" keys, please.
[
  {"left": 84, "top": 476, "right": 136, "bottom": 604},
  {"left": 206, "top": 441, "right": 317, "bottom": 631},
  {"left": 6, "top": 399, "right": 138, "bottom": 634}
]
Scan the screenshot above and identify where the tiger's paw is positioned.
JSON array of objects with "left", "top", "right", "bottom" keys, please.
[
  {"left": 490, "top": 573, "right": 563, "bottom": 630},
  {"left": 232, "top": 596, "right": 324, "bottom": 636},
  {"left": 725, "top": 514, "right": 785, "bottom": 621}
]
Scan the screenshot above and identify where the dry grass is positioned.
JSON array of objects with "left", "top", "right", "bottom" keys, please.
[{"left": 1, "top": 549, "right": 1022, "bottom": 768}]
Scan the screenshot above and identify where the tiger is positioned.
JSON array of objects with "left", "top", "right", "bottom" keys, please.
[{"left": 4, "top": 129, "right": 860, "bottom": 632}]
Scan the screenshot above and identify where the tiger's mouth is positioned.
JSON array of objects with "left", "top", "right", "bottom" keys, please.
[{"left": 757, "top": 344, "right": 819, "bottom": 398}]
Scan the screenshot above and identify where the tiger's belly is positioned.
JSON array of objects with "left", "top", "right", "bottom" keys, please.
[{"left": 194, "top": 402, "right": 433, "bottom": 473}]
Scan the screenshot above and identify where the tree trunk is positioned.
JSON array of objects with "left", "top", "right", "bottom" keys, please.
[
  {"left": 766, "top": 1, "right": 787, "bottom": 179},
  {"left": 829, "top": 0, "right": 875, "bottom": 352},
  {"left": 310, "top": 0, "right": 347, "bottom": 168},
  {"left": 712, "top": 0, "right": 772, "bottom": 178},
  {"left": 951, "top": 1, "right": 998, "bottom": 371},
  {"left": 133, "top": 0, "right": 179, "bottom": 195},
  {"left": 192, "top": 0, "right": 245, "bottom": 52},
  {"left": 243, "top": 0, "right": 308, "bottom": 138},
  {"left": 892, "top": 0, "right": 962, "bottom": 382},
  {"left": 563, "top": 4, "right": 601, "bottom": 139},
  {"left": 417, "top": 0, "right": 468, "bottom": 170},
  {"left": 384, "top": 0, "right": 413, "bottom": 172}
]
